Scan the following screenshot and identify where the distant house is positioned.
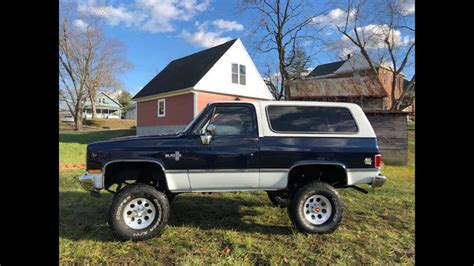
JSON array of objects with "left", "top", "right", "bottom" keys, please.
[
  {"left": 132, "top": 38, "right": 274, "bottom": 135},
  {"left": 125, "top": 102, "right": 137, "bottom": 120},
  {"left": 305, "top": 54, "right": 411, "bottom": 111},
  {"left": 83, "top": 91, "right": 122, "bottom": 119},
  {"left": 59, "top": 110, "right": 74, "bottom": 122}
]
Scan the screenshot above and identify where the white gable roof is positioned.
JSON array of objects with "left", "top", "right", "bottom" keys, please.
[{"left": 194, "top": 39, "right": 274, "bottom": 100}]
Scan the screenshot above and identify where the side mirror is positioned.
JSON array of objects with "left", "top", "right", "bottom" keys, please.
[
  {"left": 206, "top": 124, "right": 217, "bottom": 135},
  {"left": 201, "top": 124, "right": 216, "bottom": 145},
  {"left": 200, "top": 133, "right": 212, "bottom": 145}
]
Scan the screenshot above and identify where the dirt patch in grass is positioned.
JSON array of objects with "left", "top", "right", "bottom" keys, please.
[
  {"left": 83, "top": 119, "right": 136, "bottom": 129},
  {"left": 60, "top": 119, "right": 136, "bottom": 133},
  {"left": 60, "top": 163, "right": 85, "bottom": 172}
]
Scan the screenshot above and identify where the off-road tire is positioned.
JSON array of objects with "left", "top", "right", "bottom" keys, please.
[
  {"left": 267, "top": 190, "right": 290, "bottom": 208},
  {"left": 289, "top": 182, "right": 343, "bottom": 234},
  {"left": 108, "top": 183, "right": 170, "bottom": 241}
]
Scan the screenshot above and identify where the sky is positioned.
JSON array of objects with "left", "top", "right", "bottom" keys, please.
[{"left": 69, "top": 0, "right": 415, "bottom": 96}]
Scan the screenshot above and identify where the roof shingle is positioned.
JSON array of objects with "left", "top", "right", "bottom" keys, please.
[
  {"left": 133, "top": 39, "right": 237, "bottom": 100},
  {"left": 287, "top": 76, "right": 388, "bottom": 98},
  {"left": 307, "top": 60, "right": 347, "bottom": 77}
]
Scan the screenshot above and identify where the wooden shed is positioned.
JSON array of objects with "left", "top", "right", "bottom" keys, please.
[{"left": 364, "top": 111, "right": 409, "bottom": 165}]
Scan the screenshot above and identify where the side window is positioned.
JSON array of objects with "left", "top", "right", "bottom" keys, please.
[
  {"left": 267, "top": 106, "right": 358, "bottom": 133},
  {"left": 193, "top": 106, "right": 256, "bottom": 136},
  {"left": 210, "top": 106, "right": 256, "bottom": 136},
  {"left": 191, "top": 107, "right": 213, "bottom": 135}
]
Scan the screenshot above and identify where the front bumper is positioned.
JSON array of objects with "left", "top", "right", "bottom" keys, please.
[
  {"left": 371, "top": 175, "right": 386, "bottom": 188},
  {"left": 78, "top": 173, "right": 103, "bottom": 191}
]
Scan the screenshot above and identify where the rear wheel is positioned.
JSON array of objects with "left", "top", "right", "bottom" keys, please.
[
  {"left": 108, "top": 183, "right": 170, "bottom": 241},
  {"left": 289, "top": 182, "right": 343, "bottom": 234}
]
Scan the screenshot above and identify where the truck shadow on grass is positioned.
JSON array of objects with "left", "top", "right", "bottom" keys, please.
[{"left": 59, "top": 192, "right": 292, "bottom": 242}]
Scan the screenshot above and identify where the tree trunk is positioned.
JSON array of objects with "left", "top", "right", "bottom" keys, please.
[
  {"left": 389, "top": 72, "right": 399, "bottom": 111},
  {"left": 90, "top": 94, "right": 97, "bottom": 119},
  {"left": 74, "top": 107, "right": 82, "bottom": 131}
]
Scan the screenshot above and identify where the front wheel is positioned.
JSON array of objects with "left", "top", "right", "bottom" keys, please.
[
  {"left": 288, "top": 182, "right": 343, "bottom": 234},
  {"left": 108, "top": 183, "right": 170, "bottom": 241}
]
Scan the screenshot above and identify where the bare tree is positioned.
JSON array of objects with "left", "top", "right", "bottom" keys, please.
[
  {"left": 82, "top": 21, "right": 131, "bottom": 119},
  {"left": 395, "top": 74, "right": 415, "bottom": 110},
  {"left": 59, "top": 3, "right": 131, "bottom": 130},
  {"left": 335, "top": 0, "right": 415, "bottom": 110},
  {"left": 59, "top": 16, "right": 90, "bottom": 130},
  {"left": 241, "top": 0, "right": 325, "bottom": 100}
]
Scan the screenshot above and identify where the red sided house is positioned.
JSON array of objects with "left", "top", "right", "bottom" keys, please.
[{"left": 132, "top": 39, "right": 274, "bottom": 135}]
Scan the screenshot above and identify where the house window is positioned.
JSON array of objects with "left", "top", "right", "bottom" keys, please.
[
  {"left": 232, "top": 63, "right": 239, "bottom": 84},
  {"left": 157, "top": 99, "right": 166, "bottom": 117},
  {"left": 239, "top": 65, "right": 246, "bottom": 85},
  {"left": 232, "top": 63, "right": 246, "bottom": 85},
  {"left": 383, "top": 71, "right": 387, "bottom": 85}
]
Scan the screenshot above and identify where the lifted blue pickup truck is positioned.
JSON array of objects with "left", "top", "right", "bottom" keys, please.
[{"left": 79, "top": 101, "right": 386, "bottom": 241}]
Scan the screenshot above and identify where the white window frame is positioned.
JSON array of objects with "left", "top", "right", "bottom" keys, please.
[
  {"left": 239, "top": 64, "right": 246, "bottom": 85},
  {"left": 231, "top": 63, "right": 246, "bottom": 85},
  {"left": 231, "top": 63, "right": 239, "bottom": 84},
  {"left": 157, "top": 99, "right": 166, "bottom": 117}
]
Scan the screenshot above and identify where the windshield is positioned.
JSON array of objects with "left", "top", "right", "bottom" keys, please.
[{"left": 175, "top": 107, "right": 207, "bottom": 134}]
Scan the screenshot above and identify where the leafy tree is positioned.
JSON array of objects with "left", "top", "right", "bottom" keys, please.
[
  {"left": 287, "top": 46, "right": 311, "bottom": 79},
  {"left": 117, "top": 90, "right": 132, "bottom": 118}
]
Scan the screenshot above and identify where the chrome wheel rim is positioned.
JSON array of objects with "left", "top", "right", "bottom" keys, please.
[
  {"left": 303, "top": 195, "right": 332, "bottom": 225},
  {"left": 123, "top": 198, "right": 156, "bottom": 230}
]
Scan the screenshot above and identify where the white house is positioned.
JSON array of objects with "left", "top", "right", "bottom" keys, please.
[{"left": 83, "top": 91, "right": 122, "bottom": 119}]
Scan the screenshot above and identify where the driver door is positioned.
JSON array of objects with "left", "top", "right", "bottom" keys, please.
[{"left": 185, "top": 103, "right": 259, "bottom": 191}]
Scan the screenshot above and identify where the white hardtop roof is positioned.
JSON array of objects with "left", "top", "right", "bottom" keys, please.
[
  {"left": 207, "top": 100, "right": 362, "bottom": 108},
  {"left": 206, "top": 100, "right": 376, "bottom": 138}
]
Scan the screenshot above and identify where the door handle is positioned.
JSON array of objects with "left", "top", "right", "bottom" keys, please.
[{"left": 243, "top": 137, "right": 258, "bottom": 142}]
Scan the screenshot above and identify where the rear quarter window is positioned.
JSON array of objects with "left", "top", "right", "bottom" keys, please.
[{"left": 266, "top": 106, "right": 358, "bottom": 133}]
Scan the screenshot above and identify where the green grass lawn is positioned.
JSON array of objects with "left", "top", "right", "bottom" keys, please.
[
  {"left": 59, "top": 129, "right": 135, "bottom": 165},
  {"left": 59, "top": 126, "right": 415, "bottom": 264}
]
